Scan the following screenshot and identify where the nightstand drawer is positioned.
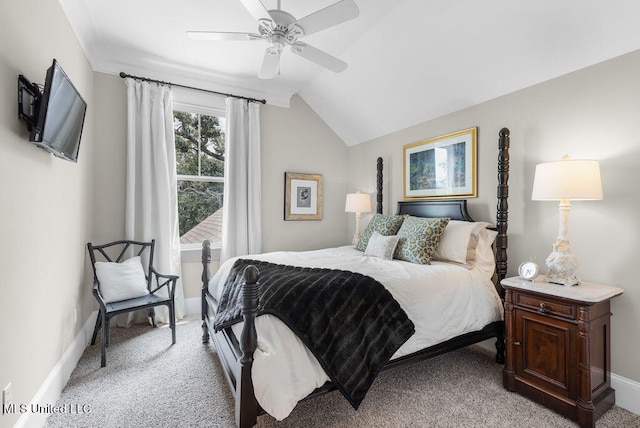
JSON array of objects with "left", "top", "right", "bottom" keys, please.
[{"left": 515, "top": 292, "right": 576, "bottom": 319}]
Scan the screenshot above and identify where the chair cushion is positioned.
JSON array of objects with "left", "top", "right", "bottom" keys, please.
[
  {"left": 105, "top": 293, "right": 170, "bottom": 312},
  {"left": 95, "top": 256, "right": 150, "bottom": 303}
]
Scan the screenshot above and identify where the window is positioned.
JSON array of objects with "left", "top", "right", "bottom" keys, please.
[{"left": 173, "top": 108, "right": 226, "bottom": 250}]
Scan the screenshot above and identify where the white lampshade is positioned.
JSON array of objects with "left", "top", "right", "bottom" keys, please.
[
  {"left": 345, "top": 192, "right": 372, "bottom": 213},
  {"left": 532, "top": 157, "right": 603, "bottom": 201}
]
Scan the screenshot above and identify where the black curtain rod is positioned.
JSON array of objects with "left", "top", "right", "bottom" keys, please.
[{"left": 118, "top": 72, "right": 267, "bottom": 104}]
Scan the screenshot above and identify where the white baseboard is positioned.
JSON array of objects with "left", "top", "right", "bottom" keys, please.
[
  {"left": 184, "top": 296, "right": 201, "bottom": 317},
  {"left": 15, "top": 311, "right": 97, "bottom": 428},
  {"left": 612, "top": 373, "right": 640, "bottom": 415}
]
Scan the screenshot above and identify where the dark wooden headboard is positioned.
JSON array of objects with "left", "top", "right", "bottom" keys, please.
[{"left": 396, "top": 199, "right": 474, "bottom": 221}]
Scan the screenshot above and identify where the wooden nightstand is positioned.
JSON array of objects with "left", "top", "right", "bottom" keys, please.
[{"left": 501, "top": 277, "right": 623, "bottom": 428}]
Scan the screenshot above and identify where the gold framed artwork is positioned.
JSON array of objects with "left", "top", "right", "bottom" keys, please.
[
  {"left": 403, "top": 127, "right": 477, "bottom": 199},
  {"left": 284, "top": 172, "right": 323, "bottom": 220}
]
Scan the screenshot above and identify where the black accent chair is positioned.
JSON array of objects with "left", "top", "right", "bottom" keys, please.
[{"left": 87, "top": 239, "right": 178, "bottom": 367}]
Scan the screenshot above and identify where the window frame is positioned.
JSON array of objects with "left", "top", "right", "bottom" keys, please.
[{"left": 173, "top": 101, "right": 226, "bottom": 259}]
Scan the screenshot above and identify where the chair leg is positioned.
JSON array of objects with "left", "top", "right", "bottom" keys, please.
[
  {"left": 148, "top": 308, "right": 157, "bottom": 328},
  {"left": 91, "top": 314, "right": 102, "bottom": 345},
  {"left": 169, "top": 303, "right": 176, "bottom": 345},
  {"left": 101, "top": 313, "right": 109, "bottom": 367},
  {"left": 105, "top": 316, "right": 111, "bottom": 348}
]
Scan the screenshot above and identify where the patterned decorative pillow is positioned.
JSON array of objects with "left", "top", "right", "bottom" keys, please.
[
  {"left": 364, "top": 231, "right": 401, "bottom": 260},
  {"left": 394, "top": 216, "right": 450, "bottom": 264},
  {"left": 355, "top": 214, "right": 405, "bottom": 251}
]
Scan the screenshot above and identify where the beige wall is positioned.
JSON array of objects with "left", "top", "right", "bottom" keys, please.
[
  {"left": 92, "top": 73, "right": 128, "bottom": 243},
  {"left": 0, "top": 2, "right": 96, "bottom": 427},
  {"left": 347, "top": 49, "right": 640, "bottom": 383},
  {"left": 261, "top": 95, "right": 349, "bottom": 253}
]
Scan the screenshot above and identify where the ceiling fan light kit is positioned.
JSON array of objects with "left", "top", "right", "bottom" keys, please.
[{"left": 188, "top": 0, "right": 359, "bottom": 79}]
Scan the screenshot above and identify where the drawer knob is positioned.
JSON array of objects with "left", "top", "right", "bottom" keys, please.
[
  {"left": 539, "top": 303, "right": 548, "bottom": 313},
  {"left": 513, "top": 341, "right": 521, "bottom": 346}
]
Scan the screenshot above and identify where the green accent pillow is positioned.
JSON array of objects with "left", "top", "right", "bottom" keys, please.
[
  {"left": 394, "top": 217, "right": 450, "bottom": 264},
  {"left": 355, "top": 214, "right": 405, "bottom": 251}
]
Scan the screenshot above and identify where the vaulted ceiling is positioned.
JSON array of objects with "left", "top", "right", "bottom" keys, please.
[{"left": 60, "top": 0, "right": 640, "bottom": 146}]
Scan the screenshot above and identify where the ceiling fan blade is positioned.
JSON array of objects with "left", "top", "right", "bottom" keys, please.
[
  {"left": 291, "top": 42, "right": 347, "bottom": 73},
  {"left": 258, "top": 47, "right": 281, "bottom": 79},
  {"left": 293, "top": 0, "right": 359, "bottom": 36},
  {"left": 187, "top": 31, "right": 259, "bottom": 41},
  {"left": 238, "top": 0, "right": 272, "bottom": 22}
]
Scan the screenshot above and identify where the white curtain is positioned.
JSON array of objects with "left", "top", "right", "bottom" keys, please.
[
  {"left": 124, "top": 78, "right": 184, "bottom": 324},
  {"left": 220, "top": 97, "right": 262, "bottom": 263}
]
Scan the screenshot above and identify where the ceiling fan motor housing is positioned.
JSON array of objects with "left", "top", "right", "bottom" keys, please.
[{"left": 261, "top": 10, "right": 304, "bottom": 49}]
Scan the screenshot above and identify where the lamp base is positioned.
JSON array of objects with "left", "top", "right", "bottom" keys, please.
[
  {"left": 544, "top": 237, "right": 580, "bottom": 287},
  {"left": 352, "top": 213, "right": 362, "bottom": 245}
]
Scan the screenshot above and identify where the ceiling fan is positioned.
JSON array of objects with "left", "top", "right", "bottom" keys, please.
[{"left": 187, "top": 0, "right": 359, "bottom": 79}]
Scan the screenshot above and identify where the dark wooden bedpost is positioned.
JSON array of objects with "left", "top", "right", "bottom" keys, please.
[
  {"left": 496, "top": 128, "right": 510, "bottom": 286},
  {"left": 237, "top": 265, "right": 260, "bottom": 428},
  {"left": 495, "top": 127, "right": 510, "bottom": 364},
  {"left": 201, "top": 240, "right": 212, "bottom": 343},
  {"left": 376, "top": 157, "right": 383, "bottom": 214}
]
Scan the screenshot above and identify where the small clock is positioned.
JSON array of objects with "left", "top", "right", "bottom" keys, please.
[{"left": 518, "top": 261, "right": 540, "bottom": 281}]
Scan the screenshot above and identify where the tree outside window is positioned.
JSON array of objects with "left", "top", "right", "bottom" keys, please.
[{"left": 173, "top": 110, "right": 225, "bottom": 248}]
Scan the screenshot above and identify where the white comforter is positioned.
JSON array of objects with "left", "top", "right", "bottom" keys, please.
[{"left": 209, "top": 246, "right": 503, "bottom": 420}]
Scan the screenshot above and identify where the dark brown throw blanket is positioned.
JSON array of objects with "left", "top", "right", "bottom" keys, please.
[{"left": 214, "top": 258, "right": 415, "bottom": 410}]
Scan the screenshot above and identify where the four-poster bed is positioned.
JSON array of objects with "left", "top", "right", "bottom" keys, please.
[{"left": 201, "top": 128, "right": 511, "bottom": 427}]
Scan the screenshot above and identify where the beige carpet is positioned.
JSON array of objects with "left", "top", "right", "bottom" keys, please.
[{"left": 45, "top": 318, "right": 639, "bottom": 427}]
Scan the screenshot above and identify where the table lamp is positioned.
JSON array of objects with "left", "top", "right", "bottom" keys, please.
[
  {"left": 345, "top": 191, "right": 372, "bottom": 244},
  {"left": 531, "top": 155, "right": 603, "bottom": 286}
]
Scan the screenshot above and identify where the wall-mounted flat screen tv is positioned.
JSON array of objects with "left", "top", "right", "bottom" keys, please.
[{"left": 28, "top": 59, "right": 87, "bottom": 163}]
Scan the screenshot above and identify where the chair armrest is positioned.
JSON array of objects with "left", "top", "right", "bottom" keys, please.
[
  {"left": 149, "top": 267, "right": 179, "bottom": 299},
  {"left": 92, "top": 281, "right": 108, "bottom": 309}
]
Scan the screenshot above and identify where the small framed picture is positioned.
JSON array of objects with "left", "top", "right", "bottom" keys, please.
[
  {"left": 403, "top": 127, "right": 477, "bottom": 199},
  {"left": 284, "top": 172, "right": 323, "bottom": 220}
]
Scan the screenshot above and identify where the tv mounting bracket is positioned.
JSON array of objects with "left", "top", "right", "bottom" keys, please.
[{"left": 18, "top": 74, "right": 42, "bottom": 131}]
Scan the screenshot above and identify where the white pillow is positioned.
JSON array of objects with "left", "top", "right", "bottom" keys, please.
[
  {"left": 474, "top": 228, "right": 499, "bottom": 276},
  {"left": 364, "top": 231, "right": 400, "bottom": 261},
  {"left": 95, "top": 256, "right": 149, "bottom": 303},
  {"left": 433, "top": 220, "right": 491, "bottom": 267}
]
